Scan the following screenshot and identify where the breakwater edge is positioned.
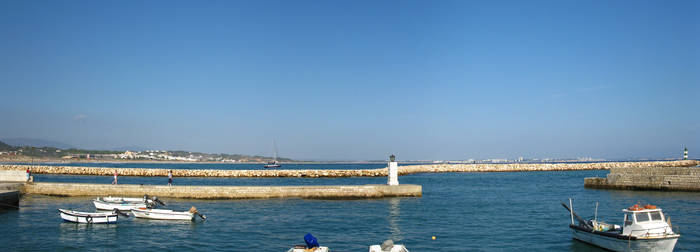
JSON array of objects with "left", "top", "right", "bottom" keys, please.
[
  {"left": 2, "top": 160, "right": 697, "bottom": 178},
  {"left": 585, "top": 166, "right": 700, "bottom": 191}
]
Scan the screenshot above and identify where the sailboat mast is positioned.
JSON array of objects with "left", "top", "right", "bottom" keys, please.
[{"left": 273, "top": 139, "right": 278, "bottom": 161}]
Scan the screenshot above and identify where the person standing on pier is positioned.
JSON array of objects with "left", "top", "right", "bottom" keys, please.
[
  {"left": 112, "top": 170, "right": 118, "bottom": 185},
  {"left": 168, "top": 170, "right": 173, "bottom": 187},
  {"left": 26, "top": 168, "right": 30, "bottom": 182}
]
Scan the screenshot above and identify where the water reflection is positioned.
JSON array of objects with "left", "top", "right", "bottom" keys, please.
[
  {"left": 131, "top": 217, "right": 201, "bottom": 229},
  {"left": 58, "top": 222, "right": 118, "bottom": 245},
  {"left": 388, "top": 197, "right": 403, "bottom": 241}
]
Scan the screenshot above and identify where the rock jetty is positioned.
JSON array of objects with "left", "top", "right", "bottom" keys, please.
[{"left": 1, "top": 160, "right": 697, "bottom": 178}]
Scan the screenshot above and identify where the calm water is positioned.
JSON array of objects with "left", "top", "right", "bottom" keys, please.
[{"left": 1, "top": 164, "right": 699, "bottom": 251}]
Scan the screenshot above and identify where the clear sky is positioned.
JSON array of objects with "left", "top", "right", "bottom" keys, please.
[{"left": 1, "top": 0, "right": 698, "bottom": 160}]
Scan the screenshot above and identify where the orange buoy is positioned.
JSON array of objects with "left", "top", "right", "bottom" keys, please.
[{"left": 644, "top": 204, "right": 657, "bottom": 209}]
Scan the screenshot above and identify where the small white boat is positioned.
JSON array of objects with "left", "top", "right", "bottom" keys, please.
[
  {"left": 287, "top": 233, "right": 328, "bottom": 252},
  {"left": 131, "top": 206, "right": 205, "bottom": 221},
  {"left": 563, "top": 199, "right": 679, "bottom": 252},
  {"left": 264, "top": 160, "right": 281, "bottom": 168},
  {"left": 369, "top": 240, "right": 409, "bottom": 252},
  {"left": 93, "top": 195, "right": 163, "bottom": 211},
  {"left": 59, "top": 209, "right": 122, "bottom": 224}
]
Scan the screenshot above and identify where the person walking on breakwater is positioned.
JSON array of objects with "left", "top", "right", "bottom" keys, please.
[
  {"left": 168, "top": 170, "right": 173, "bottom": 187},
  {"left": 26, "top": 168, "right": 30, "bottom": 182},
  {"left": 112, "top": 170, "right": 118, "bottom": 185}
]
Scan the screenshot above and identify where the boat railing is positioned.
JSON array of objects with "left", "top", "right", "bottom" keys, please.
[{"left": 627, "top": 228, "right": 677, "bottom": 238}]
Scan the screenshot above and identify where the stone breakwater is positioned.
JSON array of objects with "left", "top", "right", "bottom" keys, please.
[
  {"left": 1, "top": 160, "right": 697, "bottom": 178},
  {"left": 23, "top": 183, "right": 422, "bottom": 199},
  {"left": 585, "top": 166, "right": 700, "bottom": 191}
]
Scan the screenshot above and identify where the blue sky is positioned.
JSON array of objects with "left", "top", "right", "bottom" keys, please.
[{"left": 1, "top": 0, "right": 698, "bottom": 160}]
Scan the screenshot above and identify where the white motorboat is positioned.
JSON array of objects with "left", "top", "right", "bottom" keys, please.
[
  {"left": 287, "top": 233, "right": 328, "bottom": 252},
  {"left": 563, "top": 199, "right": 679, "bottom": 252},
  {"left": 131, "top": 206, "right": 205, "bottom": 221},
  {"left": 93, "top": 195, "right": 163, "bottom": 211},
  {"left": 369, "top": 240, "right": 409, "bottom": 252},
  {"left": 59, "top": 209, "right": 125, "bottom": 224}
]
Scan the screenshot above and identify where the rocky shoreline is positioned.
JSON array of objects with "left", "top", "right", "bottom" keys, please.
[{"left": 1, "top": 160, "right": 697, "bottom": 178}]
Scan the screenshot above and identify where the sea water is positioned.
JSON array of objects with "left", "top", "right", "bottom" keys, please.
[{"left": 1, "top": 164, "right": 699, "bottom": 251}]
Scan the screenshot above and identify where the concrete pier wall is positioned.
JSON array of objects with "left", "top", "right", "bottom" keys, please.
[
  {"left": 584, "top": 166, "right": 700, "bottom": 191},
  {"left": 23, "top": 183, "right": 422, "bottom": 199},
  {"left": 1, "top": 160, "right": 697, "bottom": 178},
  {"left": 0, "top": 170, "right": 29, "bottom": 182}
]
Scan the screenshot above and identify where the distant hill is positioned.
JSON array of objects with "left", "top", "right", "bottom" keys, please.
[
  {"left": 0, "top": 140, "right": 15, "bottom": 151},
  {"left": 0, "top": 138, "right": 76, "bottom": 149},
  {"left": 0, "top": 139, "right": 294, "bottom": 161},
  {"left": 106, "top": 146, "right": 151, "bottom": 152}
]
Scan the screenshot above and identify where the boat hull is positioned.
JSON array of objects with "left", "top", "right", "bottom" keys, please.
[
  {"left": 131, "top": 209, "right": 194, "bottom": 221},
  {"left": 287, "top": 246, "right": 329, "bottom": 252},
  {"left": 59, "top": 209, "right": 118, "bottom": 224},
  {"left": 370, "top": 244, "right": 409, "bottom": 252},
  {"left": 572, "top": 227, "right": 678, "bottom": 252}
]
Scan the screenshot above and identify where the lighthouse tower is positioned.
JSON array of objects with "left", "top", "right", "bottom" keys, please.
[
  {"left": 387, "top": 154, "right": 399, "bottom": 185},
  {"left": 684, "top": 147, "right": 688, "bottom": 160}
]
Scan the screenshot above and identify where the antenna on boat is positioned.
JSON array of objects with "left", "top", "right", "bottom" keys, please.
[
  {"left": 594, "top": 202, "right": 599, "bottom": 223},
  {"left": 569, "top": 198, "right": 574, "bottom": 225}
]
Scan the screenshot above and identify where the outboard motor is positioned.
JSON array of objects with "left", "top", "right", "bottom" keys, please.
[
  {"left": 381, "top": 240, "right": 395, "bottom": 251},
  {"left": 153, "top": 196, "right": 165, "bottom": 206},
  {"left": 304, "top": 233, "right": 319, "bottom": 249}
]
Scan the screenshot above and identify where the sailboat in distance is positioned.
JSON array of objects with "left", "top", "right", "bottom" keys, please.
[{"left": 264, "top": 139, "right": 282, "bottom": 168}]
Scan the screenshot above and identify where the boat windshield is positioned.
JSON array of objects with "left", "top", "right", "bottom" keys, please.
[
  {"left": 635, "top": 212, "right": 650, "bottom": 222},
  {"left": 624, "top": 214, "right": 632, "bottom": 226},
  {"left": 650, "top": 211, "right": 663, "bottom": 221}
]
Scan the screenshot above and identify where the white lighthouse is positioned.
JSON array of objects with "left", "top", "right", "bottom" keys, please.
[
  {"left": 387, "top": 154, "right": 399, "bottom": 186},
  {"left": 684, "top": 147, "right": 688, "bottom": 160}
]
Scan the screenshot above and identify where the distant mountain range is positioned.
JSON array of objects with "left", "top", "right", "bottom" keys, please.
[
  {"left": 107, "top": 146, "right": 151, "bottom": 152},
  {"left": 0, "top": 139, "right": 291, "bottom": 162},
  {"left": 0, "top": 138, "right": 155, "bottom": 152},
  {"left": 0, "top": 138, "right": 77, "bottom": 149}
]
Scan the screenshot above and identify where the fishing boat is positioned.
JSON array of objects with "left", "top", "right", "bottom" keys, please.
[
  {"left": 131, "top": 206, "right": 206, "bottom": 221},
  {"left": 264, "top": 139, "right": 282, "bottom": 168},
  {"left": 563, "top": 199, "right": 679, "bottom": 252},
  {"left": 369, "top": 240, "right": 409, "bottom": 252},
  {"left": 93, "top": 195, "right": 164, "bottom": 211},
  {"left": 58, "top": 209, "right": 128, "bottom": 224}
]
